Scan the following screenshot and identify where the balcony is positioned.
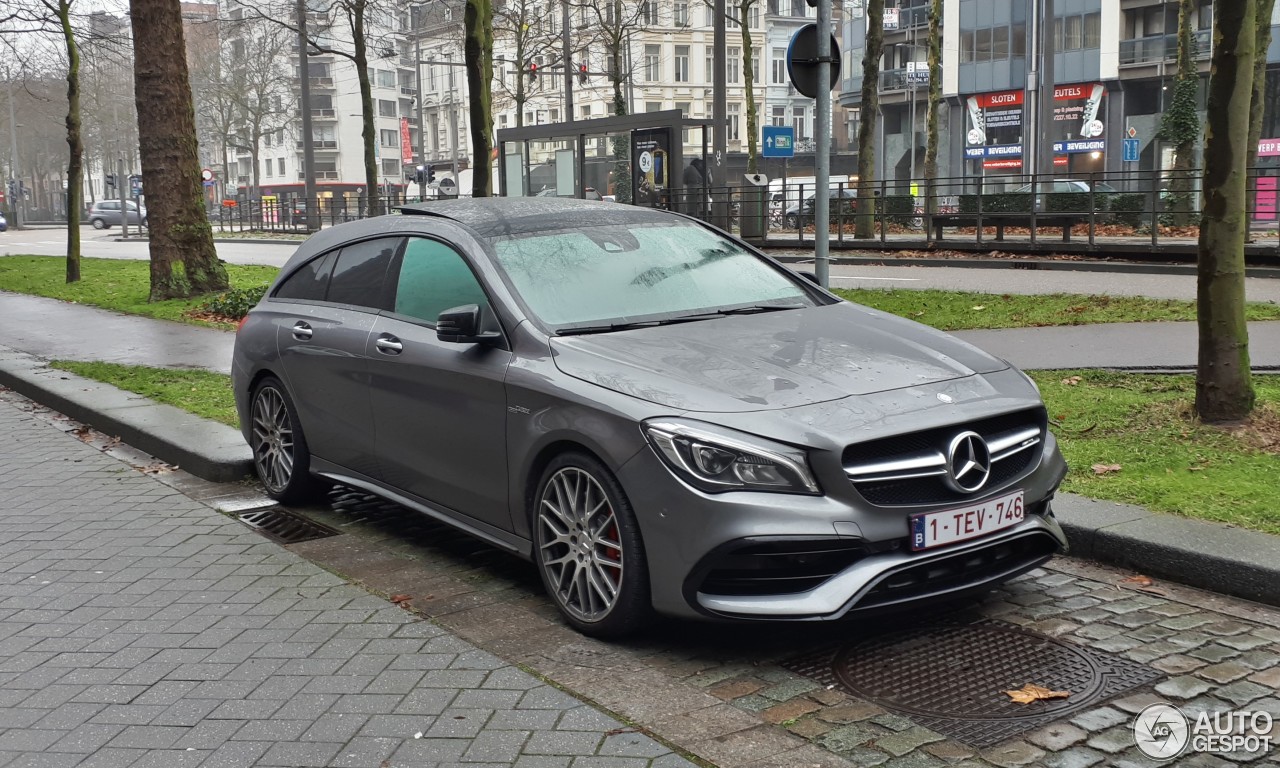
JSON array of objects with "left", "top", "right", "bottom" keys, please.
[
  {"left": 296, "top": 140, "right": 339, "bottom": 150},
  {"left": 293, "top": 76, "right": 335, "bottom": 88},
  {"left": 299, "top": 171, "right": 340, "bottom": 180},
  {"left": 311, "top": 108, "right": 336, "bottom": 119},
  {"left": 1119, "top": 29, "right": 1211, "bottom": 66},
  {"left": 400, "top": 86, "right": 418, "bottom": 96}
]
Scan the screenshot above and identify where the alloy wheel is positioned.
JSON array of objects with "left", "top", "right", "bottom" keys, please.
[
  {"left": 536, "top": 467, "right": 624, "bottom": 623},
  {"left": 251, "top": 386, "right": 295, "bottom": 493}
]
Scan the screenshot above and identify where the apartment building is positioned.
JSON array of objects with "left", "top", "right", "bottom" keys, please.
[{"left": 840, "top": 0, "right": 1280, "bottom": 190}]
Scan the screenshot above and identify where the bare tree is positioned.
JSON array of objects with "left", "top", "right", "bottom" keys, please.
[
  {"left": 492, "top": 0, "right": 561, "bottom": 128},
  {"left": 1196, "top": 0, "right": 1257, "bottom": 422},
  {"left": 854, "top": 0, "right": 883, "bottom": 238},
  {"left": 233, "top": 0, "right": 398, "bottom": 214},
  {"left": 465, "top": 0, "right": 494, "bottom": 195},
  {"left": 1159, "top": 0, "right": 1200, "bottom": 227},
  {"left": 922, "top": 0, "right": 940, "bottom": 216},
  {"left": 221, "top": 21, "right": 297, "bottom": 198},
  {"left": 129, "top": 0, "right": 228, "bottom": 300}
]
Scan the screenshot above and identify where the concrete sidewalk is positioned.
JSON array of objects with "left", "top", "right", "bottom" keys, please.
[
  {"left": 4, "top": 290, "right": 1280, "bottom": 375},
  {"left": 0, "top": 390, "right": 695, "bottom": 768}
]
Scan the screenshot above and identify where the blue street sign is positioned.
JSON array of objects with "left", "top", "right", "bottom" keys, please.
[
  {"left": 762, "top": 126, "right": 795, "bottom": 159},
  {"left": 1123, "top": 138, "right": 1140, "bottom": 163},
  {"left": 129, "top": 175, "right": 143, "bottom": 197}
]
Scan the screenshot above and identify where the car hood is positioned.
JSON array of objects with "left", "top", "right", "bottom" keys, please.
[{"left": 549, "top": 303, "right": 1008, "bottom": 413}]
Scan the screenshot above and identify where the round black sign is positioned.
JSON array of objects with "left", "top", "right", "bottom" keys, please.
[{"left": 786, "top": 23, "right": 840, "bottom": 99}]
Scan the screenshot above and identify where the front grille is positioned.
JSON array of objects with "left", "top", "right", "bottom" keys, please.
[
  {"left": 843, "top": 408, "right": 1046, "bottom": 508},
  {"left": 856, "top": 527, "right": 1059, "bottom": 611},
  {"left": 696, "top": 539, "right": 875, "bottom": 597}
]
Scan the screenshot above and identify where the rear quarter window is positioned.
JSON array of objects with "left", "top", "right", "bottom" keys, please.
[{"left": 274, "top": 251, "right": 337, "bottom": 302}]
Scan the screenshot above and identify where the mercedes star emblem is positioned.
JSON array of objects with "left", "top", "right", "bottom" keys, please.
[{"left": 945, "top": 431, "right": 992, "bottom": 493}]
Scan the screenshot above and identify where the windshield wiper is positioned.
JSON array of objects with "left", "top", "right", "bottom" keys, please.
[{"left": 556, "top": 304, "right": 807, "bottom": 336}]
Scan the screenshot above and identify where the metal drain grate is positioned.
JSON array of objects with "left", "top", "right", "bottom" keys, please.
[
  {"left": 238, "top": 507, "right": 341, "bottom": 545},
  {"left": 783, "top": 620, "right": 1162, "bottom": 748}
]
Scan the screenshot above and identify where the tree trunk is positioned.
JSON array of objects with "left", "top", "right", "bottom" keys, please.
[
  {"left": 1196, "top": 0, "right": 1257, "bottom": 422},
  {"left": 610, "top": 38, "right": 631, "bottom": 203},
  {"left": 130, "top": 0, "right": 228, "bottom": 300},
  {"left": 465, "top": 0, "right": 494, "bottom": 196},
  {"left": 351, "top": 3, "right": 379, "bottom": 215},
  {"left": 741, "top": 4, "right": 757, "bottom": 174},
  {"left": 59, "top": 0, "right": 83, "bottom": 283},
  {"left": 923, "top": 0, "right": 941, "bottom": 217},
  {"left": 514, "top": 19, "right": 526, "bottom": 128},
  {"left": 1246, "top": 0, "right": 1277, "bottom": 224},
  {"left": 1165, "top": 0, "right": 1199, "bottom": 226},
  {"left": 854, "top": 0, "right": 884, "bottom": 238}
]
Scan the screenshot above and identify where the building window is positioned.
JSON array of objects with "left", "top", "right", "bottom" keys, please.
[
  {"left": 278, "top": 158, "right": 285, "bottom": 175},
  {"left": 728, "top": 102, "right": 740, "bottom": 141},
  {"left": 646, "top": 101, "right": 664, "bottom": 112},
  {"left": 753, "top": 48, "right": 761, "bottom": 82},
  {"left": 771, "top": 47, "right": 786, "bottom": 84},
  {"left": 674, "top": 45, "right": 690, "bottom": 82},
  {"left": 674, "top": 0, "right": 688, "bottom": 26},
  {"left": 378, "top": 99, "right": 397, "bottom": 118},
  {"left": 645, "top": 45, "right": 661, "bottom": 81},
  {"left": 264, "top": 160, "right": 271, "bottom": 178},
  {"left": 771, "top": 105, "right": 784, "bottom": 127},
  {"left": 705, "top": 4, "right": 715, "bottom": 26},
  {"left": 677, "top": 101, "right": 691, "bottom": 142},
  {"left": 380, "top": 128, "right": 399, "bottom": 148},
  {"left": 748, "top": 3, "right": 759, "bottom": 26},
  {"left": 581, "top": 105, "right": 592, "bottom": 120},
  {"left": 640, "top": 0, "right": 657, "bottom": 25},
  {"left": 1054, "top": 11, "right": 1101, "bottom": 51},
  {"left": 961, "top": 23, "right": 1029, "bottom": 62},
  {"left": 377, "top": 69, "right": 396, "bottom": 88},
  {"left": 706, "top": 50, "right": 714, "bottom": 84},
  {"left": 382, "top": 158, "right": 400, "bottom": 175},
  {"left": 793, "top": 106, "right": 806, "bottom": 140},
  {"left": 727, "top": 46, "right": 740, "bottom": 84}
]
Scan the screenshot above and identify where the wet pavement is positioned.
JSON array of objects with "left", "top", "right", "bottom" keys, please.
[{"left": 5, "top": 288, "right": 1279, "bottom": 376}]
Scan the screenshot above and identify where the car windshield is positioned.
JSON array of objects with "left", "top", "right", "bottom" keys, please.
[{"left": 490, "top": 222, "right": 817, "bottom": 330}]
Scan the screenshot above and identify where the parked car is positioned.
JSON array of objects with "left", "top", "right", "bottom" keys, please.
[
  {"left": 88, "top": 200, "right": 147, "bottom": 229},
  {"left": 1012, "top": 179, "right": 1119, "bottom": 212},
  {"left": 232, "top": 199, "right": 1068, "bottom": 638},
  {"left": 535, "top": 187, "right": 604, "bottom": 201},
  {"left": 785, "top": 188, "right": 858, "bottom": 229},
  {"left": 0, "top": 210, "right": 7, "bottom": 232}
]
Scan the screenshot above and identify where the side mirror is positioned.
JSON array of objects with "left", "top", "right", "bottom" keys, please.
[{"left": 436, "top": 304, "right": 502, "bottom": 345}]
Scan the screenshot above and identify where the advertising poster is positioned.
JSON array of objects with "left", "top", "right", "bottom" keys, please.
[
  {"left": 963, "top": 90, "right": 1024, "bottom": 169},
  {"left": 632, "top": 127, "right": 671, "bottom": 207},
  {"left": 1050, "top": 83, "right": 1107, "bottom": 154},
  {"left": 399, "top": 118, "right": 414, "bottom": 164}
]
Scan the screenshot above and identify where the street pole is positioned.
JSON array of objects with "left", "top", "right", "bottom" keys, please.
[
  {"left": 118, "top": 157, "right": 128, "bottom": 238},
  {"left": 713, "top": 0, "right": 727, "bottom": 168},
  {"left": 562, "top": 0, "right": 573, "bottom": 120},
  {"left": 814, "top": 0, "right": 832, "bottom": 286},
  {"left": 7, "top": 80, "right": 21, "bottom": 228},
  {"left": 297, "top": 0, "right": 318, "bottom": 227},
  {"left": 415, "top": 28, "right": 426, "bottom": 201},
  {"left": 1038, "top": 0, "right": 1055, "bottom": 195},
  {"left": 449, "top": 96, "right": 459, "bottom": 180}
]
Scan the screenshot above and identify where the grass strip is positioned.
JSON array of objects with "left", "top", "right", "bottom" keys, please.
[{"left": 50, "top": 360, "right": 239, "bottom": 428}]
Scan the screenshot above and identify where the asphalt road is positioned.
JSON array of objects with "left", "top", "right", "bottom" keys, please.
[{"left": 4, "top": 225, "right": 1280, "bottom": 303}]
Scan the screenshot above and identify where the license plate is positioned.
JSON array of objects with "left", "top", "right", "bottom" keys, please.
[{"left": 910, "top": 490, "right": 1025, "bottom": 551}]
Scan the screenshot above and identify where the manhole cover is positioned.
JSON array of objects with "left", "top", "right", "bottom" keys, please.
[
  {"left": 784, "top": 620, "right": 1162, "bottom": 748},
  {"left": 238, "top": 507, "right": 341, "bottom": 545}
]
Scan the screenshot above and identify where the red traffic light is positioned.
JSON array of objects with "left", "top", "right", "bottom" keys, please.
[{"left": 579, "top": 63, "right": 587, "bottom": 73}]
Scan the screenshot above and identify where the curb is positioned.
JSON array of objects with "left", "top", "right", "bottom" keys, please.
[
  {"left": 1052, "top": 494, "right": 1280, "bottom": 607},
  {"left": 0, "top": 348, "right": 252, "bottom": 483},
  {"left": 2, "top": 346, "right": 1278, "bottom": 610}
]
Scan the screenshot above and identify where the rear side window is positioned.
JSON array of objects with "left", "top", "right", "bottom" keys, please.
[
  {"left": 275, "top": 251, "right": 337, "bottom": 301},
  {"left": 326, "top": 237, "right": 402, "bottom": 309},
  {"left": 391, "top": 238, "right": 489, "bottom": 325}
]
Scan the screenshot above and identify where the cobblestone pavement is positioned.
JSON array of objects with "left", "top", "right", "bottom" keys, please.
[
  {"left": 286, "top": 488, "right": 1280, "bottom": 768},
  {"left": 0, "top": 390, "right": 695, "bottom": 768}
]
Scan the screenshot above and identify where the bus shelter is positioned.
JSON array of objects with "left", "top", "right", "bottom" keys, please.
[{"left": 495, "top": 110, "right": 720, "bottom": 223}]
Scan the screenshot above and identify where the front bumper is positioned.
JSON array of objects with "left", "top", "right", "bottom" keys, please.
[{"left": 617, "top": 432, "right": 1068, "bottom": 621}]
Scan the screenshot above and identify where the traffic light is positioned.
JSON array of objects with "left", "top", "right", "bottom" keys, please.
[
  {"left": 426, "top": 166, "right": 435, "bottom": 184},
  {"left": 8, "top": 179, "right": 16, "bottom": 200},
  {"left": 105, "top": 174, "right": 116, "bottom": 189},
  {"left": 415, "top": 165, "right": 426, "bottom": 185},
  {"left": 578, "top": 63, "right": 588, "bottom": 85},
  {"left": 527, "top": 61, "right": 538, "bottom": 82}
]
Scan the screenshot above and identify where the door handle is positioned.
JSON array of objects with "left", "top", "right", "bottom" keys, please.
[
  {"left": 292, "top": 322, "right": 313, "bottom": 340},
  {"left": 375, "top": 336, "right": 403, "bottom": 355}
]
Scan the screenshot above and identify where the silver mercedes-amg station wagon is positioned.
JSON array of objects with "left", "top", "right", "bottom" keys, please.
[{"left": 232, "top": 198, "right": 1068, "bottom": 637}]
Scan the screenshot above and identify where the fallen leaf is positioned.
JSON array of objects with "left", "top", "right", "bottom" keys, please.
[
  {"left": 1091, "top": 463, "right": 1122, "bottom": 475},
  {"left": 972, "top": 305, "right": 986, "bottom": 311},
  {"left": 1005, "top": 684, "right": 1071, "bottom": 705},
  {"left": 1120, "top": 575, "right": 1153, "bottom": 587},
  {"left": 390, "top": 594, "right": 412, "bottom": 606},
  {"left": 1060, "top": 376, "right": 1083, "bottom": 386}
]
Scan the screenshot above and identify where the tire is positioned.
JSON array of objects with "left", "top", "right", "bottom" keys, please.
[
  {"left": 91, "top": 218, "right": 107, "bottom": 230},
  {"left": 249, "top": 376, "right": 326, "bottom": 505},
  {"left": 785, "top": 215, "right": 797, "bottom": 229},
  {"left": 532, "top": 452, "right": 651, "bottom": 638}
]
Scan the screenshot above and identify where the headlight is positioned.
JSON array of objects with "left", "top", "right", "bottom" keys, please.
[{"left": 642, "top": 419, "right": 820, "bottom": 495}]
